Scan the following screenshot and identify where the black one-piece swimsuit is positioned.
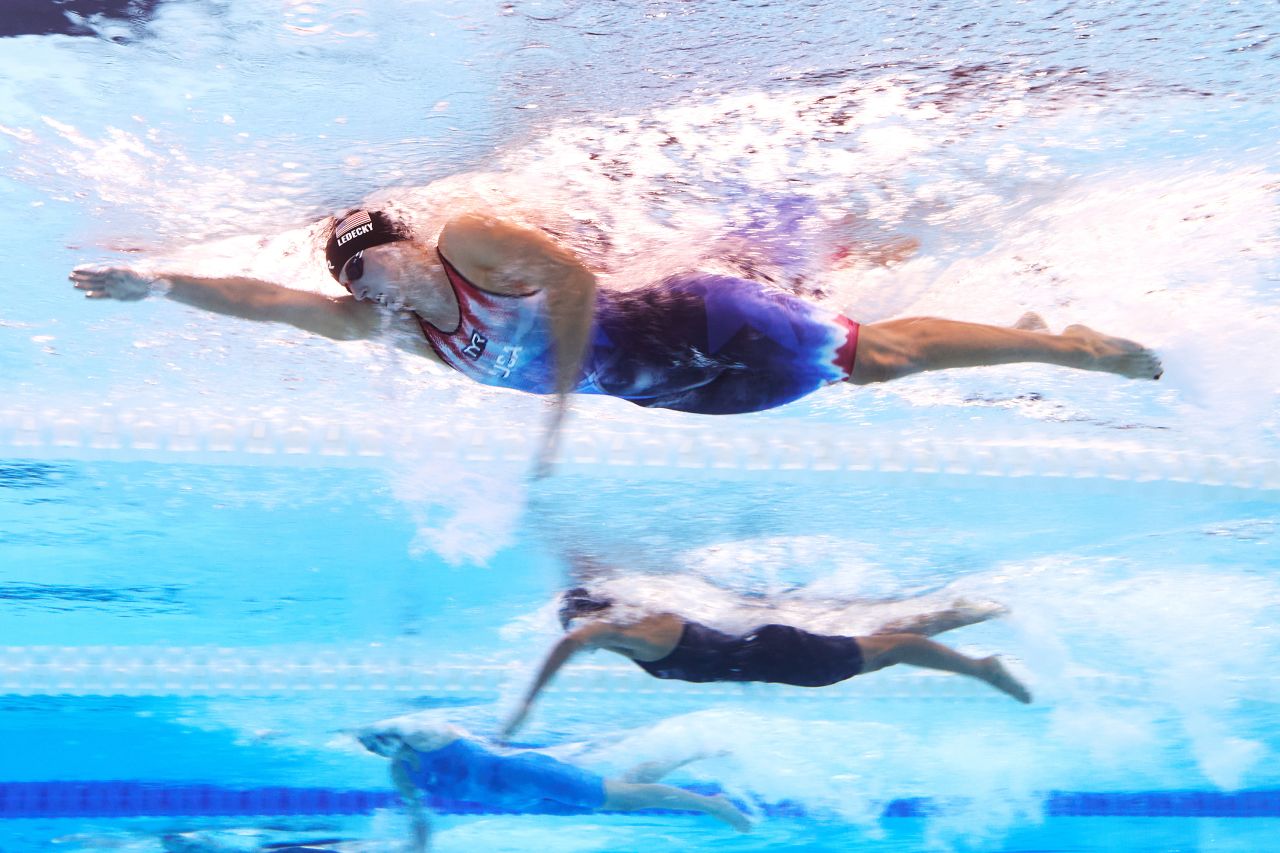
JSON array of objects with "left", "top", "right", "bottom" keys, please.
[{"left": 634, "top": 620, "right": 865, "bottom": 687}]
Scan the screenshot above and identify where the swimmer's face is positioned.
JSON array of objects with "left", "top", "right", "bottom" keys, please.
[{"left": 339, "top": 243, "right": 420, "bottom": 310}]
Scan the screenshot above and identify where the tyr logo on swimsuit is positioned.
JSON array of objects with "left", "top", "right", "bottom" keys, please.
[{"left": 462, "top": 330, "right": 488, "bottom": 359}]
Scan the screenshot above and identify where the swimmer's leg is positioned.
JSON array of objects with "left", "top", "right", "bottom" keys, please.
[
  {"left": 602, "top": 780, "right": 752, "bottom": 832},
  {"left": 856, "top": 234, "right": 920, "bottom": 268},
  {"left": 856, "top": 634, "right": 1033, "bottom": 703},
  {"left": 621, "top": 749, "right": 729, "bottom": 784},
  {"left": 872, "top": 599, "right": 1008, "bottom": 637},
  {"left": 829, "top": 219, "right": 921, "bottom": 270},
  {"left": 850, "top": 315, "right": 1162, "bottom": 382}
]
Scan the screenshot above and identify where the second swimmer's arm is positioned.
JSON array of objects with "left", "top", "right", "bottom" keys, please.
[{"left": 501, "top": 623, "right": 609, "bottom": 740}]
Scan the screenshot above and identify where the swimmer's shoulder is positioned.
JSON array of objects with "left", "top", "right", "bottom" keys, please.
[
  {"left": 579, "top": 611, "right": 682, "bottom": 653},
  {"left": 439, "top": 211, "right": 590, "bottom": 295}
]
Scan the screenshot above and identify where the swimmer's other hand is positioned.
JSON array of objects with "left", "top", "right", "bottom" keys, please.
[
  {"left": 70, "top": 265, "right": 169, "bottom": 301},
  {"left": 530, "top": 397, "right": 570, "bottom": 480},
  {"left": 499, "top": 703, "right": 530, "bottom": 742}
]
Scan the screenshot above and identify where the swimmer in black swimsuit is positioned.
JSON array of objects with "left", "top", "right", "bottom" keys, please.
[{"left": 501, "top": 586, "right": 1031, "bottom": 740}]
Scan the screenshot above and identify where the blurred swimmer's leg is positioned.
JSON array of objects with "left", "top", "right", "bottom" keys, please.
[
  {"left": 872, "top": 599, "right": 1009, "bottom": 637},
  {"left": 603, "top": 781, "right": 752, "bottom": 832},
  {"left": 850, "top": 315, "right": 1163, "bottom": 382},
  {"left": 828, "top": 221, "right": 920, "bottom": 270},
  {"left": 620, "top": 749, "right": 730, "bottom": 784},
  {"left": 856, "top": 633, "right": 1033, "bottom": 704}
]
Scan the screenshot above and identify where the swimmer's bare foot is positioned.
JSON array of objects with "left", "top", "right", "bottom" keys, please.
[
  {"left": 1061, "top": 324, "right": 1163, "bottom": 380},
  {"left": 1013, "top": 311, "right": 1049, "bottom": 332},
  {"left": 709, "top": 795, "right": 753, "bottom": 832},
  {"left": 979, "top": 656, "right": 1032, "bottom": 704}
]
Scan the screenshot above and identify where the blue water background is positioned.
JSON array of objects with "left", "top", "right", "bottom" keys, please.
[{"left": 1, "top": 1, "right": 1279, "bottom": 851}]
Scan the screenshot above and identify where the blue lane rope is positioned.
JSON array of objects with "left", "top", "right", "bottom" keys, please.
[{"left": 2, "top": 782, "right": 1279, "bottom": 820}]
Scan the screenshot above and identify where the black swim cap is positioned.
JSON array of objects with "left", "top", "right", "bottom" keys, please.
[
  {"left": 324, "top": 209, "right": 411, "bottom": 281},
  {"left": 558, "top": 587, "right": 612, "bottom": 629}
]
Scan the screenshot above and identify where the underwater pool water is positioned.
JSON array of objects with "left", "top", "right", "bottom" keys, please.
[
  {"left": 3, "top": 0, "right": 1279, "bottom": 850},
  {"left": 0, "top": 435, "right": 1277, "bottom": 851}
]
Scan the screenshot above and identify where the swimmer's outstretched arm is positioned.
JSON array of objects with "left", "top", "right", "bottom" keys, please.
[
  {"left": 71, "top": 266, "right": 380, "bottom": 341},
  {"left": 439, "top": 214, "right": 597, "bottom": 475},
  {"left": 500, "top": 621, "right": 616, "bottom": 740},
  {"left": 391, "top": 748, "right": 432, "bottom": 852}
]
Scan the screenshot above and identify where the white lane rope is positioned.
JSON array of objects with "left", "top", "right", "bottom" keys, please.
[
  {"left": 0, "top": 644, "right": 1158, "bottom": 700},
  {"left": 2, "top": 407, "right": 1277, "bottom": 492}
]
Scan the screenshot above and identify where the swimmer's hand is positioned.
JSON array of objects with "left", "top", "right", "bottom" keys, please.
[
  {"left": 531, "top": 397, "right": 569, "bottom": 480},
  {"left": 498, "top": 703, "right": 531, "bottom": 742},
  {"left": 70, "top": 265, "right": 170, "bottom": 301}
]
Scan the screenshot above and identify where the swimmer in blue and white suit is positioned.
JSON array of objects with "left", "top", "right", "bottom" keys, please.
[
  {"left": 73, "top": 206, "right": 1162, "bottom": 469},
  {"left": 355, "top": 719, "right": 750, "bottom": 851}
]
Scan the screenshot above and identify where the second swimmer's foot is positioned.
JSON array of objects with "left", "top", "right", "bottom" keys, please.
[
  {"left": 980, "top": 657, "right": 1033, "bottom": 704},
  {"left": 1061, "top": 324, "right": 1163, "bottom": 380}
]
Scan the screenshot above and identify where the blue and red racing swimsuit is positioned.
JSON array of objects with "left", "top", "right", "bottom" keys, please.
[{"left": 416, "top": 251, "right": 859, "bottom": 415}]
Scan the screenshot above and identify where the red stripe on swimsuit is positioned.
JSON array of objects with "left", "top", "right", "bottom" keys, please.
[
  {"left": 832, "top": 313, "right": 859, "bottom": 380},
  {"left": 415, "top": 251, "right": 558, "bottom": 393}
]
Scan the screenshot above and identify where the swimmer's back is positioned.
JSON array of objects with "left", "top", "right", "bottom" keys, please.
[
  {"left": 401, "top": 738, "right": 606, "bottom": 811},
  {"left": 635, "top": 620, "right": 865, "bottom": 686}
]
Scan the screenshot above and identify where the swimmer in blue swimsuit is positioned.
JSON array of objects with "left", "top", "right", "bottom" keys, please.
[
  {"left": 502, "top": 584, "right": 1031, "bottom": 740},
  {"left": 72, "top": 205, "right": 1163, "bottom": 467},
  {"left": 354, "top": 720, "right": 750, "bottom": 850}
]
